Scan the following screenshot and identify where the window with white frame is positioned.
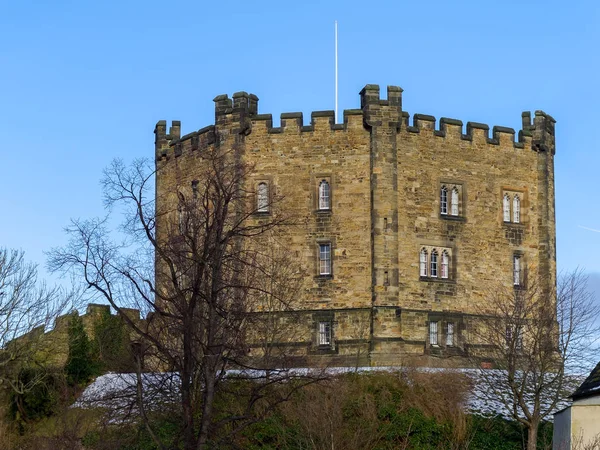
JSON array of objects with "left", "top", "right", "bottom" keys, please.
[
  {"left": 318, "top": 321, "right": 332, "bottom": 346},
  {"left": 319, "top": 243, "right": 332, "bottom": 276},
  {"left": 441, "top": 250, "right": 449, "bottom": 279},
  {"left": 318, "top": 180, "right": 331, "bottom": 210},
  {"left": 440, "top": 186, "right": 448, "bottom": 215},
  {"left": 440, "top": 183, "right": 462, "bottom": 217},
  {"left": 513, "top": 195, "right": 521, "bottom": 223},
  {"left": 430, "top": 250, "right": 438, "bottom": 278},
  {"left": 420, "top": 246, "right": 452, "bottom": 280},
  {"left": 419, "top": 248, "right": 428, "bottom": 277},
  {"left": 446, "top": 322, "right": 454, "bottom": 346},
  {"left": 257, "top": 182, "right": 269, "bottom": 213},
  {"left": 503, "top": 191, "right": 524, "bottom": 224},
  {"left": 451, "top": 188, "right": 459, "bottom": 216},
  {"left": 513, "top": 255, "right": 521, "bottom": 286},
  {"left": 503, "top": 194, "right": 511, "bottom": 222},
  {"left": 429, "top": 321, "right": 439, "bottom": 346}
]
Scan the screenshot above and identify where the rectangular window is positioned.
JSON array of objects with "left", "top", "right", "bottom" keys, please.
[
  {"left": 451, "top": 188, "right": 459, "bottom": 216},
  {"left": 441, "top": 251, "right": 449, "bottom": 279},
  {"left": 440, "top": 187, "right": 448, "bottom": 215},
  {"left": 503, "top": 194, "right": 511, "bottom": 222},
  {"left": 513, "top": 195, "right": 521, "bottom": 223},
  {"left": 446, "top": 322, "right": 454, "bottom": 346},
  {"left": 430, "top": 251, "right": 438, "bottom": 278},
  {"left": 513, "top": 255, "right": 521, "bottom": 286},
  {"left": 429, "top": 321, "right": 438, "bottom": 346},
  {"left": 419, "top": 249, "right": 427, "bottom": 277},
  {"left": 319, "top": 243, "right": 331, "bottom": 275},
  {"left": 257, "top": 182, "right": 269, "bottom": 213},
  {"left": 318, "top": 321, "right": 331, "bottom": 346}
]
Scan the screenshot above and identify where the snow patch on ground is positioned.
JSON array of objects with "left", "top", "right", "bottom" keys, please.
[{"left": 75, "top": 367, "right": 580, "bottom": 422}]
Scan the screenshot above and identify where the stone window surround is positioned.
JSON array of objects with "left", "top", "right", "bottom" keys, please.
[
  {"left": 318, "top": 321, "right": 332, "bottom": 346},
  {"left": 513, "top": 250, "right": 526, "bottom": 288},
  {"left": 311, "top": 311, "right": 336, "bottom": 353},
  {"left": 426, "top": 313, "right": 464, "bottom": 350},
  {"left": 313, "top": 173, "right": 333, "bottom": 213},
  {"left": 419, "top": 245, "right": 454, "bottom": 281},
  {"left": 502, "top": 188, "right": 526, "bottom": 224},
  {"left": 252, "top": 175, "right": 274, "bottom": 215},
  {"left": 257, "top": 182, "right": 269, "bottom": 213},
  {"left": 318, "top": 179, "right": 331, "bottom": 211},
  {"left": 429, "top": 320, "right": 439, "bottom": 346},
  {"left": 446, "top": 322, "right": 455, "bottom": 346},
  {"left": 316, "top": 238, "right": 334, "bottom": 278},
  {"left": 438, "top": 180, "right": 465, "bottom": 220}
]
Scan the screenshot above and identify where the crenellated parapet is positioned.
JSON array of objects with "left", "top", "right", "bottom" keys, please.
[
  {"left": 154, "top": 84, "right": 556, "bottom": 161},
  {"left": 402, "top": 113, "right": 525, "bottom": 148}
]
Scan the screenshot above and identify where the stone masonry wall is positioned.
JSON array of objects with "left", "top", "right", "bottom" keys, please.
[{"left": 154, "top": 84, "right": 556, "bottom": 368}]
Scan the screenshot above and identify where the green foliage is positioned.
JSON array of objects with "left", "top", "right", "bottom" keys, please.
[
  {"left": 4, "top": 371, "right": 556, "bottom": 449},
  {"left": 90, "top": 309, "right": 134, "bottom": 373},
  {"left": 81, "top": 413, "right": 183, "bottom": 450},
  {"left": 8, "top": 368, "right": 64, "bottom": 427},
  {"left": 64, "top": 314, "right": 99, "bottom": 386}
]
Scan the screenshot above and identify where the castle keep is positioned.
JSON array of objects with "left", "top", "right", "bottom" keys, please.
[{"left": 154, "top": 84, "right": 556, "bottom": 367}]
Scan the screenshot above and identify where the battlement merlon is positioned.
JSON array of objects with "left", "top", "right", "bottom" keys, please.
[
  {"left": 154, "top": 119, "right": 182, "bottom": 159},
  {"left": 360, "top": 85, "right": 403, "bottom": 129},
  {"left": 359, "top": 84, "right": 403, "bottom": 108},
  {"left": 214, "top": 92, "right": 259, "bottom": 131},
  {"left": 522, "top": 110, "right": 556, "bottom": 154}
]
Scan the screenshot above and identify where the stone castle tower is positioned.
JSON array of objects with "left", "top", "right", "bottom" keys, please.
[{"left": 154, "top": 84, "right": 556, "bottom": 367}]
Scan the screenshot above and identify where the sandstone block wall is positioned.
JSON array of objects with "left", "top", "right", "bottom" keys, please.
[{"left": 155, "top": 84, "right": 556, "bottom": 368}]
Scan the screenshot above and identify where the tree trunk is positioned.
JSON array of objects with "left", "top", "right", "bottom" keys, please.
[
  {"left": 197, "top": 363, "right": 216, "bottom": 450},
  {"left": 182, "top": 326, "right": 195, "bottom": 450},
  {"left": 527, "top": 420, "right": 539, "bottom": 450}
]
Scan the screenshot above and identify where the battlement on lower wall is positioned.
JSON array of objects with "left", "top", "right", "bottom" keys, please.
[
  {"left": 154, "top": 84, "right": 556, "bottom": 160},
  {"left": 4, "top": 303, "right": 146, "bottom": 369}
]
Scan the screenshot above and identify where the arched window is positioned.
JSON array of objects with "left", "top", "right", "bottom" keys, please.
[
  {"left": 441, "top": 250, "right": 449, "bottom": 279},
  {"left": 503, "top": 194, "right": 511, "bottom": 222},
  {"left": 513, "top": 255, "right": 521, "bottom": 286},
  {"left": 419, "top": 248, "right": 428, "bottom": 277},
  {"left": 513, "top": 195, "right": 520, "bottom": 223},
  {"left": 440, "top": 186, "right": 448, "bottom": 215},
  {"left": 257, "top": 182, "right": 269, "bottom": 212},
  {"left": 430, "top": 250, "right": 438, "bottom": 278},
  {"left": 451, "top": 188, "right": 459, "bottom": 216},
  {"left": 319, "top": 180, "right": 330, "bottom": 210}
]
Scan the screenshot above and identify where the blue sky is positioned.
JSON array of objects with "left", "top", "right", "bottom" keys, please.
[{"left": 0, "top": 0, "right": 599, "bottom": 279}]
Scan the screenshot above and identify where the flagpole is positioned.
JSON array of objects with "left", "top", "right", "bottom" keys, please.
[{"left": 335, "top": 20, "right": 338, "bottom": 124}]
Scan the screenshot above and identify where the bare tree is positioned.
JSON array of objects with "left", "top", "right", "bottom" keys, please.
[
  {"left": 0, "top": 248, "right": 74, "bottom": 415},
  {"left": 472, "top": 268, "right": 599, "bottom": 450},
  {"left": 48, "top": 148, "right": 320, "bottom": 450}
]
